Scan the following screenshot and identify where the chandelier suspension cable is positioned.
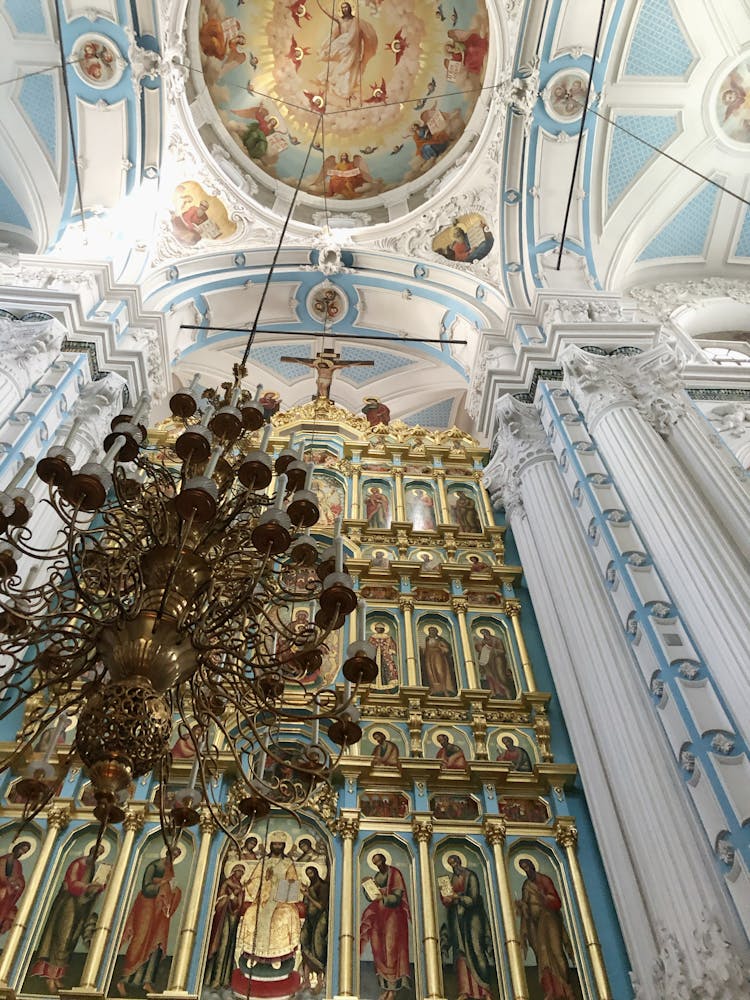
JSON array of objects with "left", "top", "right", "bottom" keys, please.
[{"left": 241, "top": 114, "right": 323, "bottom": 368}]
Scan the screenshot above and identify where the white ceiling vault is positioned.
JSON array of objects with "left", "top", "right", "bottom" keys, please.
[{"left": 0, "top": 0, "right": 747, "bottom": 437}]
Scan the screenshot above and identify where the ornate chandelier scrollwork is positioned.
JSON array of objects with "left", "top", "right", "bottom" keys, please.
[{"left": 0, "top": 364, "right": 377, "bottom": 848}]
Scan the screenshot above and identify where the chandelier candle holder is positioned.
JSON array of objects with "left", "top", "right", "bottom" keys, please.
[{"left": 0, "top": 365, "right": 375, "bottom": 849}]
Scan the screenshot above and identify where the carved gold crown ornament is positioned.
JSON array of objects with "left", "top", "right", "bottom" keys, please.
[{"left": 0, "top": 363, "right": 378, "bottom": 853}]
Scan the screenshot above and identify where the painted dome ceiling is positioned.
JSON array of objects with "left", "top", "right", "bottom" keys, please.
[{"left": 190, "top": 0, "right": 490, "bottom": 210}]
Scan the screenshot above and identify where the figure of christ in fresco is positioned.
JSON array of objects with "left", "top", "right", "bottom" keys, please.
[
  {"left": 368, "top": 622, "right": 399, "bottom": 687},
  {"left": 370, "top": 730, "right": 401, "bottom": 768},
  {"left": 116, "top": 848, "right": 183, "bottom": 994},
  {"left": 517, "top": 859, "right": 576, "bottom": 1000},
  {"left": 420, "top": 626, "right": 457, "bottom": 696},
  {"left": 204, "top": 863, "right": 246, "bottom": 990},
  {"left": 300, "top": 864, "right": 330, "bottom": 992},
  {"left": 30, "top": 843, "right": 107, "bottom": 992},
  {"left": 366, "top": 486, "right": 391, "bottom": 529},
  {"left": 497, "top": 736, "right": 533, "bottom": 773},
  {"left": 406, "top": 488, "right": 437, "bottom": 530},
  {"left": 360, "top": 853, "right": 411, "bottom": 1000},
  {"left": 440, "top": 854, "right": 495, "bottom": 1000},
  {"left": 436, "top": 732, "right": 468, "bottom": 771},
  {"left": 234, "top": 834, "right": 303, "bottom": 993},
  {"left": 473, "top": 629, "right": 516, "bottom": 699},
  {"left": 315, "top": 1, "right": 378, "bottom": 106},
  {"left": 451, "top": 489, "right": 482, "bottom": 533},
  {"left": 0, "top": 841, "right": 31, "bottom": 935}
]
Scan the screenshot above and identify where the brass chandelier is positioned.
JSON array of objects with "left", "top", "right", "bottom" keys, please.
[{"left": 0, "top": 364, "right": 378, "bottom": 846}]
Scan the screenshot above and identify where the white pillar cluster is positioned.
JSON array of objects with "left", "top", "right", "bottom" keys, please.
[
  {"left": 484, "top": 393, "right": 750, "bottom": 1000},
  {"left": 561, "top": 345, "right": 750, "bottom": 743},
  {"left": 0, "top": 315, "right": 65, "bottom": 426}
]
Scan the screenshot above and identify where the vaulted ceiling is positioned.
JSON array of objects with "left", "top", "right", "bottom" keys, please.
[{"left": 0, "top": 0, "right": 747, "bottom": 434}]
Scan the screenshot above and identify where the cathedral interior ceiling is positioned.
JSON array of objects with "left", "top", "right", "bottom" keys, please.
[{"left": 0, "top": 0, "right": 748, "bottom": 425}]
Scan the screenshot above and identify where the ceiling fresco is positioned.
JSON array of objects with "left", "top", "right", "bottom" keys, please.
[{"left": 193, "top": 0, "right": 490, "bottom": 202}]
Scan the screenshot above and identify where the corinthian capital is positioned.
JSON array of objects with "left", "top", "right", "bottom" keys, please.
[
  {"left": 561, "top": 346, "right": 633, "bottom": 430},
  {"left": 411, "top": 817, "right": 433, "bottom": 843},
  {"left": 562, "top": 345, "right": 687, "bottom": 437},
  {"left": 337, "top": 815, "right": 360, "bottom": 841},
  {"left": 628, "top": 345, "right": 687, "bottom": 437},
  {"left": 483, "top": 396, "right": 552, "bottom": 517}
]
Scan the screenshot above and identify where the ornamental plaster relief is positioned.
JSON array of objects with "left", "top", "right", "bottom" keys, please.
[
  {"left": 632, "top": 918, "right": 748, "bottom": 1000},
  {"left": 630, "top": 278, "right": 750, "bottom": 323},
  {"left": 482, "top": 395, "right": 552, "bottom": 517},
  {"left": 561, "top": 344, "right": 688, "bottom": 436}
]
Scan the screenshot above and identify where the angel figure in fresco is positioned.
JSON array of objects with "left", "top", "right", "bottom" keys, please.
[
  {"left": 368, "top": 622, "right": 399, "bottom": 687},
  {"left": 325, "top": 153, "right": 379, "bottom": 198},
  {"left": 0, "top": 841, "right": 32, "bottom": 934},
  {"left": 443, "top": 27, "right": 489, "bottom": 85},
  {"left": 229, "top": 105, "right": 279, "bottom": 159},
  {"left": 370, "top": 731, "right": 400, "bottom": 768},
  {"left": 517, "top": 859, "right": 576, "bottom": 1000},
  {"left": 198, "top": 16, "right": 247, "bottom": 72},
  {"left": 315, "top": 1, "right": 378, "bottom": 106}
]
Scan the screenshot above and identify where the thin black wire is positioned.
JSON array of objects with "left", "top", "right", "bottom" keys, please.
[
  {"left": 584, "top": 102, "right": 750, "bottom": 208},
  {"left": 556, "top": 0, "right": 607, "bottom": 270},
  {"left": 180, "top": 325, "right": 469, "bottom": 345},
  {"left": 241, "top": 115, "right": 322, "bottom": 368}
]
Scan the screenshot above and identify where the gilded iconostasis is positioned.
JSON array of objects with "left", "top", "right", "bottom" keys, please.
[{"left": 0, "top": 398, "right": 626, "bottom": 1000}]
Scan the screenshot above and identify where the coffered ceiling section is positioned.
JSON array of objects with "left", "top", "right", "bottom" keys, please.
[
  {"left": 0, "top": 0, "right": 165, "bottom": 253},
  {"left": 592, "top": 0, "right": 750, "bottom": 290}
]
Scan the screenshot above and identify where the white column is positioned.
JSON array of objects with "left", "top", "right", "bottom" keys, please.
[
  {"left": 669, "top": 405, "right": 750, "bottom": 564},
  {"left": 0, "top": 316, "right": 65, "bottom": 426},
  {"left": 484, "top": 396, "right": 749, "bottom": 999},
  {"left": 562, "top": 345, "right": 750, "bottom": 743}
]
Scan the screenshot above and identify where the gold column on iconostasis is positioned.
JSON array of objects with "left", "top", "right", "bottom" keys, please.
[
  {"left": 556, "top": 820, "right": 613, "bottom": 1000},
  {"left": 452, "top": 597, "right": 479, "bottom": 687},
  {"left": 0, "top": 805, "right": 71, "bottom": 992},
  {"left": 482, "top": 818, "right": 530, "bottom": 1000},
  {"left": 433, "top": 468, "right": 450, "bottom": 523},
  {"left": 336, "top": 811, "right": 360, "bottom": 998},
  {"left": 475, "top": 469, "right": 495, "bottom": 524},
  {"left": 78, "top": 808, "right": 146, "bottom": 991},
  {"left": 505, "top": 600, "right": 537, "bottom": 693},
  {"left": 167, "top": 808, "right": 217, "bottom": 993},
  {"left": 399, "top": 595, "right": 419, "bottom": 685},
  {"left": 393, "top": 467, "right": 406, "bottom": 522},
  {"left": 350, "top": 464, "right": 361, "bottom": 520},
  {"left": 411, "top": 816, "right": 446, "bottom": 1000}
]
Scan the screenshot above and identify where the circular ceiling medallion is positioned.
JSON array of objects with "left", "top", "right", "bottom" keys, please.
[
  {"left": 713, "top": 56, "right": 750, "bottom": 145},
  {"left": 194, "top": 0, "right": 490, "bottom": 203},
  {"left": 71, "top": 34, "right": 125, "bottom": 89},
  {"left": 542, "top": 68, "right": 588, "bottom": 123}
]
